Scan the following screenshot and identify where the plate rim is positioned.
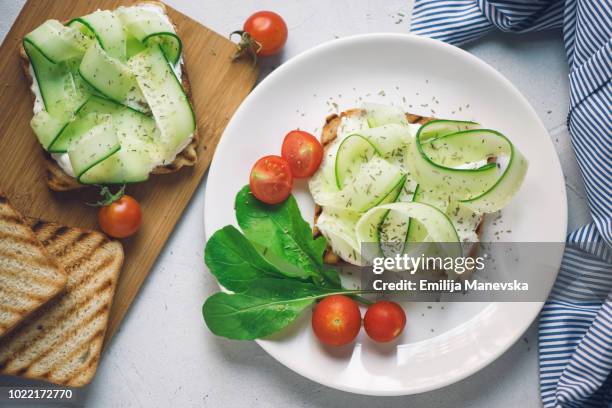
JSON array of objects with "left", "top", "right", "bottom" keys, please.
[{"left": 204, "top": 32, "right": 568, "bottom": 396}]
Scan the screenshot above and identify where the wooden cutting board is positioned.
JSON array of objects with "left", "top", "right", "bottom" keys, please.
[{"left": 0, "top": 1, "right": 258, "bottom": 344}]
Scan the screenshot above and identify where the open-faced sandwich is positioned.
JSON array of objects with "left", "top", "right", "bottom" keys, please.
[
  {"left": 309, "top": 104, "right": 528, "bottom": 270},
  {"left": 21, "top": 1, "right": 197, "bottom": 191}
]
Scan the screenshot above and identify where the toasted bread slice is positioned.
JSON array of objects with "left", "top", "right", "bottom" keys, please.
[
  {"left": 0, "top": 220, "right": 123, "bottom": 387},
  {"left": 20, "top": 1, "right": 200, "bottom": 191},
  {"left": 0, "top": 195, "right": 66, "bottom": 337},
  {"left": 313, "top": 109, "right": 485, "bottom": 265}
]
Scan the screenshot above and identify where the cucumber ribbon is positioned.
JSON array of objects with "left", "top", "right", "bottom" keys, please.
[
  {"left": 409, "top": 120, "right": 528, "bottom": 213},
  {"left": 356, "top": 201, "right": 462, "bottom": 265}
]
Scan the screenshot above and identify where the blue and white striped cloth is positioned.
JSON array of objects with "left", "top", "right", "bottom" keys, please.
[{"left": 411, "top": 1, "right": 612, "bottom": 407}]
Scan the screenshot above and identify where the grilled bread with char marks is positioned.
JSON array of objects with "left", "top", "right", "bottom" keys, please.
[
  {"left": 0, "top": 219, "right": 123, "bottom": 387},
  {"left": 0, "top": 195, "right": 66, "bottom": 338}
]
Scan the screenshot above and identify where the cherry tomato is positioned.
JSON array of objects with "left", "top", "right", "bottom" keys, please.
[
  {"left": 249, "top": 155, "right": 293, "bottom": 204},
  {"left": 312, "top": 295, "right": 361, "bottom": 346},
  {"left": 98, "top": 195, "right": 142, "bottom": 238},
  {"left": 363, "top": 301, "right": 406, "bottom": 343},
  {"left": 243, "top": 11, "right": 288, "bottom": 56},
  {"left": 281, "top": 130, "right": 323, "bottom": 178}
]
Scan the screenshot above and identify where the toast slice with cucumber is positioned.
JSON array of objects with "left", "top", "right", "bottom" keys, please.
[
  {"left": 313, "top": 108, "right": 486, "bottom": 265},
  {"left": 0, "top": 219, "right": 123, "bottom": 387},
  {"left": 19, "top": 1, "right": 199, "bottom": 191}
]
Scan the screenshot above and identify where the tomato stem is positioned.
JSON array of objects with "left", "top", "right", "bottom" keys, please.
[
  {"left": 229, "top": 30, "right": 261, "bottom": 66},
  {"left": 87, "top": 185, "right": 126, "bottom": 207}
]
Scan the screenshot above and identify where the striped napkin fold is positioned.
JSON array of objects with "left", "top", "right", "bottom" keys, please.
[{"left": 411, "top": 1, "right": 612, "bottom": 407}]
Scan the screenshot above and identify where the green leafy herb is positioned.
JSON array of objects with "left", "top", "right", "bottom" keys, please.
[
  {"left": 204, "top": 225, "right": 287, "bottom": 293},
  {"left": 203, "top": 186, "right": 363, "bottom": 340},
  {"left": 235, "top": 186, "right": 339, "bottom": 288}
]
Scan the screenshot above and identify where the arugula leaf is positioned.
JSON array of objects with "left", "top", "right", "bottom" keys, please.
[
  {"left": 203, "top": 188, "right": 350, "bottom": 340},
  {"left": 235, "top": 186, "right": 338, "bottom": 287},
  {"left": 203, "top": 278, "right": 359, "bottom": 340},
  {"left": 205, "top": 225, "right": 290, "bottom": 293},
  {"left": 203, "top": 292, "right": 311, "bottom": 340}
]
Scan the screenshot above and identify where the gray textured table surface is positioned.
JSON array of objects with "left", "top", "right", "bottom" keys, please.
[{"left": 0, "top": 1, "right": 590, "bottom": 407}]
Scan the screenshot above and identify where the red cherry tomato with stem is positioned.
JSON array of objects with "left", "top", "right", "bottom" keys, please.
[
  {"left": 312, "top": 295, "right": 361, "bottom": 346},
  {"left": 232, "top": 11, "right": 288, "bottom": 61},
  {"left": 95, "top": 186, "right": 142, "bottom": 238},
  {"left": 249, "top": 155, "right": 293, "bottom": 204},
  {"left": 281, "top": 130, "right": 323, "bottom": 178},
  {"left": 364, "top": 301, "right": 406, "bottom": 343}
]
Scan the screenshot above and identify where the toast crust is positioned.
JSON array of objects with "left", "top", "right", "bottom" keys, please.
[
  {"left": 20, "top": 1, "right": 200, "bottom": 191},
  {"left": 0, "top": 219, "right": 124, "bottom": 387},
  {"left": 313, "top": 109, "right": 486, "bottom": 265}
]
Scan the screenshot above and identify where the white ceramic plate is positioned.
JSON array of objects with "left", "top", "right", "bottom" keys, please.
[{"left": 204, "top": 34, "right": 567, "bottom": 396}]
